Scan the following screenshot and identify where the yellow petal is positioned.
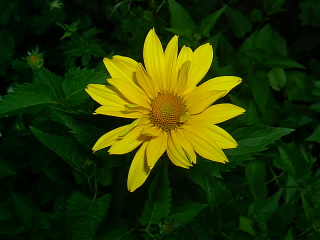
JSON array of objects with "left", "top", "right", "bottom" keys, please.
[
  {"left": 94, "top": 105, "right": 145, "bottom": 119},
  {"left": 136, "top": 63, "right": 159, "bottom": 99},
  {"left": 175, "top": 129, "right": 197, "bottom": 164},
  {"left": 146, "top": 131, "right": 167, "bottom": 169},
  {"left": 109, "top": 125, "right": 149, "bottom": 154},
  {"left": 86, "top": 84, "right": 130, "bottom": 106},
  {"left": 108, "top": 78, "right": 150, "bottom": 108},
  {"left": 141, "top": 124, "right": 162, "bottom": 137},
  {"left": 185, "top": 89, "right": 226, "bottom": 114},
  {"left": 181, "top": 127, "right": 228, "bottom": 163},
  {"left": 184, "top": 123, "right": 237, "bottom": 149},
  {"left": 164, "top": 35, "right": 178, "bottom": 92},
  {"left": 103, "top": 56, "right": 137, "bottom": 81},
  {"left": 143, "top": 29, "right": 166, "bottom": 91},
  {"left": 177, "top": 46, "right": 193, "bottom": 71},
  {"left": 92, "top": 125, "right": 129, "bottom": 152},
  {"left": 175, "top": 61, "right": 191, "bottom": 95},
  {"left": 190, "top": 103, "right": 245, "bottom": 124},
  {"left": 200, "top": 76, "right": 242, "bottom": 94},
  {"left": 185, "top": 43, "right": 213, "bottom": 91},
  {"left": 127, "top": 142, "right": 151, "bottom": 192},
  {"left": 166, "top": 132, "right": 192, "bottom": 168},
  {"left": 119, "top": 118, "right": 141, "bottom": 137}
]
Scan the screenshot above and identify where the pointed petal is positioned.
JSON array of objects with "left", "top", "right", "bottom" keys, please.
[
  {"left": 108, "top": 78, "right": 150, "bottom": 108},
  {"left": 109, "top": 125, "right": 149, "bottom": 154},
  {"left": 146, "top": 131, "right": 167, "bottom": 169},
  {"left": 175, "top": 61, "right": 191, "bottom": 95},
  {"left": 127, "top": 142, "right": 151, "bottom": 192},
  {"left": 86, "top": 84, "right": 130, "bottom": 106},
  {"left": 136, "top": 63, "right": 159, "bottom": 99},
  {"left": 94, "top": 105, "right": 145, "bottom": 118},
  {"left": 185, "top": 89, "right": 226, "bottom": 114},
  {"left": 191, "top": 103, "right": 245, "bottom": 124},
  {"left": 181, "top": 126, "right": 228, "bottom": 163},
  {"left": 177, "top": 46, "right": 193, "bottom": 71},
  {"left": 92, "top": 125, "right": 129, "bottom": 152},
  {"left": 200, "top": 76, "right": 242, "bottom": 94},
  {"left": 185, "top": 43, "right": 213, "bottom": 90},
  {"left": 143, "top": 29, "right": 166, "bottom": 90},
  {"left": 166, "top": 132, "right": 192, "bottom": 168},
  {"left": 103, "top": 56, "right": 137, "bottom": 81},
  {"left": 184, "top": 123, "right": 237, "bottom": 149},
  {"left": 165, "top": 35, "right": 178, "bottom": 91},
  {"left": 175, "top": 129, "right": 197, "bottom": 164}
]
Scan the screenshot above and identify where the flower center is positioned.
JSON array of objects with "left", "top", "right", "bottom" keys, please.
[{"left": 150, "top": 94, "right": 188, "bottom": 131}]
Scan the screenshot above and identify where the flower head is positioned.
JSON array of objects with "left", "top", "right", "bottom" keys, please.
[
  {"left": 23, "top": 47, "right": 44, "bottom": 70},
  {"left": 86, "top": 29, "right": 245, "bottom": 192}
]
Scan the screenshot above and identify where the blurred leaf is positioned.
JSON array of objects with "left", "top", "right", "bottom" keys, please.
[
  {"left": 268, "top": 68, "right": 287, "bottom": 91},
  {"left": 263, "top": 0, "right": 287, "bottom": 15},
  {"left": 199, "top": 6, "right": 227, "bottom": 37},
  {"left": 265, "top": 57, "right": 305, "bottom": 69},
  {"left": 139, "top": 166, "right": 171, "bottom": 226},
  {"left": 250, "top": 70, "right": 270, "bottom": 112},
  {"left": 170, "top": 202, "right": 208, "bottom": 226},
  {"left": 0, "top": 158, "right": 16, "bottom": 178},
  {"left": 62, "top": 68, "right": 107, "bottom": 105},
  {"left": 299, "top": 0, "right": 320, "bottom": 28},
  {"left": 224, "top": 7, "right": 252, "bottom": 39},
  {"left": 239, "top": 216, "right": 255, "bottom": 236},
  {"left": 306, "top": 125, "right": 320, "bottom": 144},
  {"left": 30, "top": 126, "right": 88, "bottom": 172},
  {"left": 0, "top": 0, "right": 15, "bottom": 25},
  {"left": 167, "top": 0, "right": 196, "bottom": 38},
  {"left": 246, "top": 160, "right": 267, "bottom": 201},
  {"left": 66, "top": 192, "right": 110, "bottom": 240},
  {"left": 0, "top": 30, "right": 14, "bottom": 76}
]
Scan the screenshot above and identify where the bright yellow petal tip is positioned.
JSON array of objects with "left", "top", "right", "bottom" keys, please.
[{"left": 86, "top": 28, "right": 245, "bottom": 192}]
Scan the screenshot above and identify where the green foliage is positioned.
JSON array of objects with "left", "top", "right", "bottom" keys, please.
[{"left": 0, "top": 0, "right": 319, "bottom": 239}]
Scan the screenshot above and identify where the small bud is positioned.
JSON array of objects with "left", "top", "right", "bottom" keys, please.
[{"left": 22, "top": 47, "right": 44, "bottom": 70}]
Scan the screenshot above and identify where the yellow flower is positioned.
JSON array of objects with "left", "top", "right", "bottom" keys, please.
[{"left": 86, "top": 29, "right": 245, "bottom": 192}]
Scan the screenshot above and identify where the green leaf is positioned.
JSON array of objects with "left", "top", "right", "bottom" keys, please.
[
  {"left": 226, "top": 124, "right": 294, "bottom": 162},
  {"left": 306, "top": 125, "right": 320, "bottom": 144},
  {"left": 239, "top": 216, "right": 255, "bottom": 236},
  {"left": 170, "top": 202, "right": 208, "bottom": 226},
  {"left": 224, "top": 7, "right": 252, "bottom": 39},
  {"left": 62, "top": 68, "right": 107, "bottom": 105},
  {"left": 265, "top": 57, "right": 305, "bottom": 69},
  {"left": 57, "top": 111, "right": 105, "bottom": 148},
  {"left": 199, "top": 6, "right": 227, "bottom": 37},
  {"left": 66, "top": 192, "right": 110, "bottom": 240},
  {"left": 268, "top": 68, "right": 287, "bottom": 91},
  {"left": 299, "top": 0, "right": 320, "bottom": 28},
  {"left": 0, "top": 30, "right": 14, "bottom": 76},
  {"left": 249, "top": 70, "right": 270, "bottom": 112},
  {"left": 0, "top": 83, "right": 59, "bottom": 117},
  {"left": 167, "top": 0, "right": 196, "bottom": 38},
  {"left": 139, "top": 165, "right": 171, "bottom": 226},
  {"left": 0, "top": 158, "right": 16, "bottom": 178},
  {"left": 249, "top": 189, "right": 283, "bottom": 221},
  {"left": 245, "top": 160, "right": 267, "bottom": 201},
  {"left": 30, "top": 126, "right": 88, "bottom": 172}
]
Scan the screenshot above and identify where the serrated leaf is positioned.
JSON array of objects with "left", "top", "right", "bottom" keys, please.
[
  {"left": 0, "top": 83, "right": 59, "bottom": 117},
  {"left": 239, "top": 216, "right": 255, "bottom": 236},
  {"left": 200, "top": 6, "right": 227, "bottom": 37},
  {"left": 66, "top": 192, "right": 110, "bottom": 240},
  {"left": 168, "top": 0, "right": 196, "bottom": 38},
  {"left": 225, "top": 125, "right": 294, "bottom": 162},
  {"left": 249, "top": 189, "right": 283, "bottom": 221},
  {"left": 0, "top": 158, "right": 16, "bottom": 178},
  {"left": 57, "top": 111, "right": 105, "bottom": 148},
  {"left": 224, "top": 7, "right": 252, "bottom": 39},
  {"left": 170, "top": 202, "right": 207, "bottom": 226},
  {"left": 62, "top": 68, "right": 107, "bottom": 105},
  {"left": 30, "top": 126, "right": 88, "bottom": 172},
  {"left": 139, "top": 166, "right": 171, "bottom": 226}
]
